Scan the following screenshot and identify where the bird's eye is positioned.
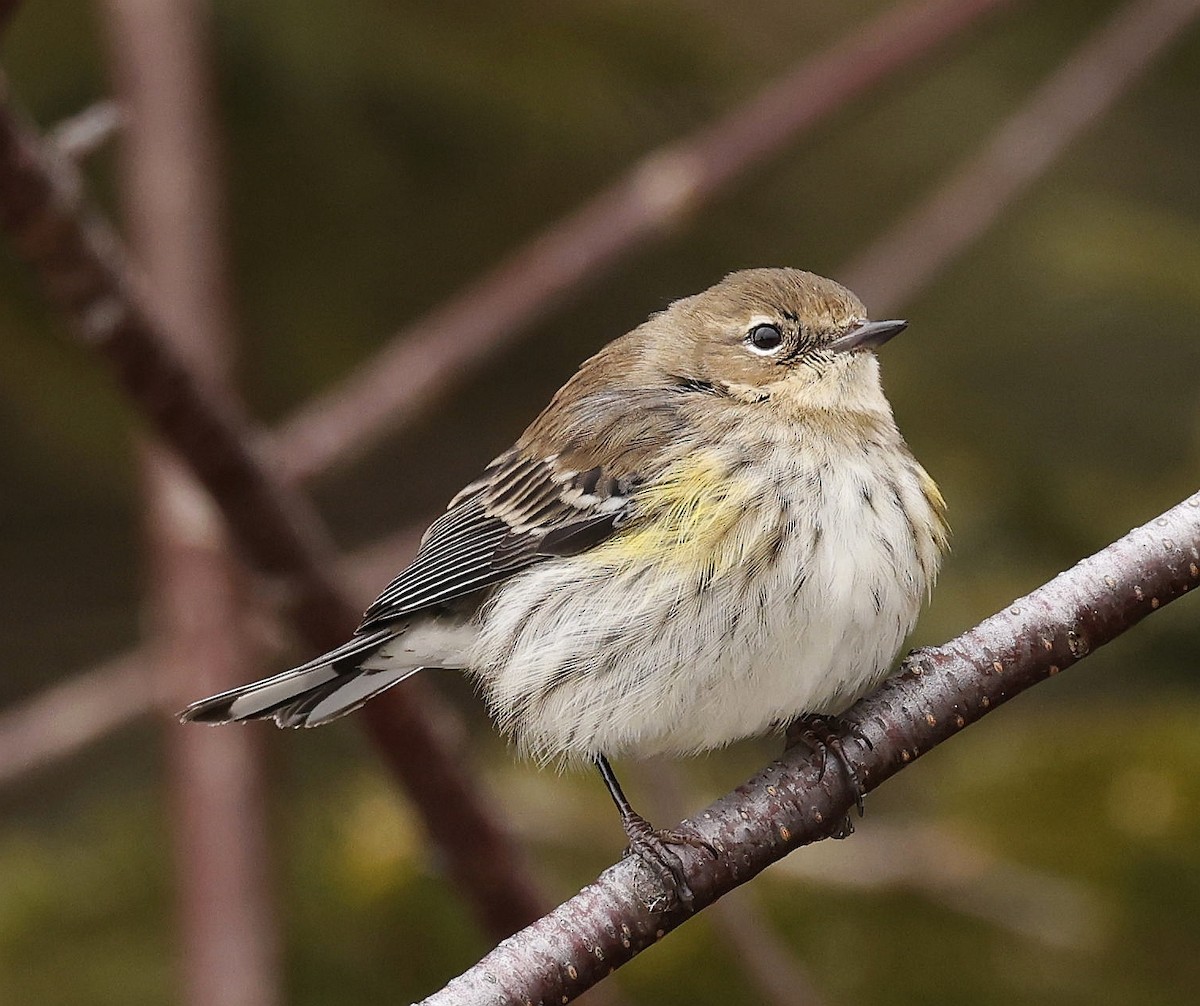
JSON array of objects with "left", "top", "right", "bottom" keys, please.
[{"left": 746, "top": 323, "right": 783, "bottom": 355}]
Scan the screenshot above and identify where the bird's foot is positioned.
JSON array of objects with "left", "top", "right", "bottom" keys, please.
[
  {"left": 619, "top": 811, "right": 715, "bottom": 911},
  {"left": 900, "top": 645, "right": 939, "bottom": 674},
  {"left": 786, "top": 713, "right": 872, "bottom": 819}
]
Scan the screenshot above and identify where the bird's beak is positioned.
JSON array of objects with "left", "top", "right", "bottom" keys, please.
[{"left": 830, "top": 319, "right": 908, "bottom": 353}]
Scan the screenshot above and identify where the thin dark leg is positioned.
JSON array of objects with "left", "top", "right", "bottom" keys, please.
[
  {"left": 596, "top": 753, "right": 637, "bottom": 820},
  {"left": 594, "top": 755, "right": 709, "bottom": 908}
]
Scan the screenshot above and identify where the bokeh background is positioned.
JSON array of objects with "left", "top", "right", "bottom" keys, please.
[{"left": 2, "top": 1, "right": 1199, "bottom": 1004}]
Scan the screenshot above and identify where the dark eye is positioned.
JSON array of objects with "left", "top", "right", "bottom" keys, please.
[{"left": 747, "top": 323, "right": 783, "bottom": 355}]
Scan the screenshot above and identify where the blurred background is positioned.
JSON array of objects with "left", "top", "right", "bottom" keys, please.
[{"left": 2, "top": 0, "right": 1199, "bottom": 1003}]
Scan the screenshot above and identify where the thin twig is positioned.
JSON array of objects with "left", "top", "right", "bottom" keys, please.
[
  {"left": 0, "top": 70, "right": 546, "bottom": 940},
  {"left": 0, "top": 652, "right": 157, "bottom": 787},
  {"left": 273, "top": 0, "right": 1016, "bottom": 484},
  {"left": 705, "top": 890, "right": 830, "bottom": 1006},
  {"left": 840, "top": 0, "right": 1200, "bottom": 313},
  {"left": 420, "top": 489, "right": 1200, "bottom": 1004},
  {"left": 771, "top": 822, "right": 1106, "bottom": 950},
  {"left": 49, "top": 99, "right": 123, "bottom": 162}
]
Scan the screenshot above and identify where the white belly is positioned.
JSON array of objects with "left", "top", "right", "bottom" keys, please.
[{"left": 469, "top": 449, "right": 941, "bottom": 764}]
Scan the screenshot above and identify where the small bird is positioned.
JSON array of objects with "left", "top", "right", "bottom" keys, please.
[{"left": 182, "top": 268, "right": 948, "bottom": 898}]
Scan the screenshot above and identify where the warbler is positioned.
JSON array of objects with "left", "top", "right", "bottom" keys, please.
[{"left": 182, "top": 268, "right": 948, "bottom": 896}]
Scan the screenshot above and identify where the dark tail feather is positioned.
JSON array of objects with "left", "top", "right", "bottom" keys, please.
[
  {"left": 178, "top": 628, "right": 409, "bottom": 727},
  {"left": 272, "top": 665, "right": 423, "bottom": 727}
]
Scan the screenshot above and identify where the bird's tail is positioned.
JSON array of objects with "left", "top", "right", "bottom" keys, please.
[{"left": 179, "top": 628, "right": 421, "bottom": 728}]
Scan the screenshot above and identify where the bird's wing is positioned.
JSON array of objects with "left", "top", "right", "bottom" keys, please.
[{"left": 357, "top": 449, "right": 642, "bottom": 630}]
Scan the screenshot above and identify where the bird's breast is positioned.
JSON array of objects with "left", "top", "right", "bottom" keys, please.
[{"left": 470, "top": 426, "right": 945, "bottom": 762}]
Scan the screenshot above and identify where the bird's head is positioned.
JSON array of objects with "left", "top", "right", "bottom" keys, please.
[{"left": 643, "top": 268, "right": 905, "bottom": 415}]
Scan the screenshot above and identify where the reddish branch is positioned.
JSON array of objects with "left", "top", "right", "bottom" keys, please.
[
  {"left": 103, "top": 0, "right": 281, "bottom": 1001},
  {"left": 0, "top": 74, "right": 545, "bottom": 939},
  {"left": 274, "top": 0, "right": 1016, "bottom": 483},
  {"left": 421, "top": 490, "right": 1200, "bottom": 1004}
]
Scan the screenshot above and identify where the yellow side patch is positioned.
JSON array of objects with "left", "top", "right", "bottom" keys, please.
[
  {"left": 917, "top": 465, "right": 951, "bottom": 550},
  {"left": 585, "top": 454, "right": 750, "bottom": 568}
]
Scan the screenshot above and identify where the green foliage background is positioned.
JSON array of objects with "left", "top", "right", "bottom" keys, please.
[{"left": 1, "top": 1, "right": 1198, "bottom": 1003}]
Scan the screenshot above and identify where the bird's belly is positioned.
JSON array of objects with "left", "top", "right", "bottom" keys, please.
[{"left": 471, "top": 463, "right": 934, "bottom": 763}]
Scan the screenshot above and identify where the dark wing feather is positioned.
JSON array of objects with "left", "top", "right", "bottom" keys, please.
[{"left": 357, "top": 449, "right": 639, "bottom": 630}]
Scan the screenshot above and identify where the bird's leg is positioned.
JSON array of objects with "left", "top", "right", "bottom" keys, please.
[
  {"left": 594, "top": 755, "right": 714, "bottom": 909},
  {"left": 785, "top": 713, "right": 872, "bottom": 820}
]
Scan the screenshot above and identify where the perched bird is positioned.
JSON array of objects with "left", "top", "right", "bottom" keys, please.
[{"left": 182, "top": 268, "right": 948, "bottom": 898}]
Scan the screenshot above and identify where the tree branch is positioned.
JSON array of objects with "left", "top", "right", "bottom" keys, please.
[
  {"left": 102, "top": 0, "right": 282, "bottom": 1000},
  {"left": 0, "top": 71, "right": 546, "bottom": 940},
  {"left": 273, "top": 0, "right": 1016, "bottom": 483},
  {"left": 0, "top": 652, "right": 157, "bottom": 787},
  {"left": 420, "top": 489, "right": 1200, "bottom": 1004}
]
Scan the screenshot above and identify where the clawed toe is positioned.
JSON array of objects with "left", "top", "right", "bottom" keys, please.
[
  {"left": 621, "top": 814, "right": 713, "bottom": 909},
  {"left": 787, "top": 713, "right": 870, "bottom": 817}
]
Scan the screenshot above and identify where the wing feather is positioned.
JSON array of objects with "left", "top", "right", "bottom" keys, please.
[{"left": 357, "top": 450, "right": 639, "bottom": 630}]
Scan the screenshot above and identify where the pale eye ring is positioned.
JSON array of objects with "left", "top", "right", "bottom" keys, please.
[{"left": 746, "top": 322, "right": 783, "bottom": 355}]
